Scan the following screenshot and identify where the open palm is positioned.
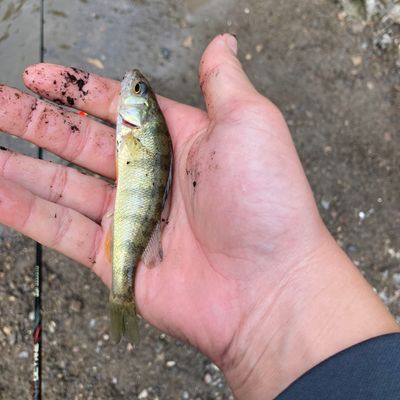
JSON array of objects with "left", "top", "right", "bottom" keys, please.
[{"left": 0, "top": 35, "right": 325, "bottom": 369}]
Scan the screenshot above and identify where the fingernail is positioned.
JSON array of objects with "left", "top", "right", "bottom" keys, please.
[{"left": 225, "top": 33, "right": 238, "bottom": 55}]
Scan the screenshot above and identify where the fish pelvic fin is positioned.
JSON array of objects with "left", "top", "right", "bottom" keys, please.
[
  {"left": 141, "top": 222, "right": 163, "bottom": 267},
  {"left": 109, "top": 298, "right": 139, "bottom": 345},
  {"left": 104, "top": 223, "right": 113, "bottom": 264}
]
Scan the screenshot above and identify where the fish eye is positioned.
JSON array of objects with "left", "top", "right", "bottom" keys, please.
[{"left": 134, "top": 81, "right": 147, "bottom": 95}]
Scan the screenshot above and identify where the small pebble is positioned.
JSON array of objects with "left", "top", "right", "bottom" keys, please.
[
  {"left": 87, "top": 57, "right": 104, "bottom": 69},
  {"left": 376, "top": 33, "right": 392, "bottom": 50},
  {"left": 255, "top": 44, "right": 263, "bottom": 53},
  {"left": 244, "top": 7, "right": 250, "bottom": 14},
  {"left": 351, "top": 55, "right": 362, "bottom": 66},
  {"left": 70, "top": 299, "right": 83, "bottom": 312},
  {"left": 138, "top": 389, "right": 148, "bottom": 399},
  {"left": 387, "top": 248, "right": 400, "bottom": 260},
  {"left": 182, "top": 391, "right": 190, "bottom": 399},
  {"left": 204, "top": 372, "right": 212, "bottom": 384},
  {"left": 49, "top": 320, "right": 57, "bottom": 333},
  {"left": 321, "top": 199, "right": 330, "bottom": 210},
  {"left": 379, "top": 289, "right": 388, "bottom": 303},
  {"left": 18, "top": 351, "right": 29, "bottom": 359},
  {"left": 3, "top": 326, "right": 12, "bottom": 336},
  {"left": 166, "top": 360, "right": 176, "bottom": 368},
  {"left": 337, "top": 10, "right": 346, "bottom": 21},
  {"left": 182, "top": 36, "right": 193, "bottom": 49},
  {"left": 210, "top": 363, "right": 220, "bottom": 371},
  {"left": 245, "top": 53, "right": 252, "bottom": 60},
  {"left": 112, "top": 377, "right": 118, "bottom": 384}
]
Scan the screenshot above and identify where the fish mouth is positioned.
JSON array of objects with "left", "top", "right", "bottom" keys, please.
[{"left": 120, "top": 115, "right": 140, "bottom": 129}]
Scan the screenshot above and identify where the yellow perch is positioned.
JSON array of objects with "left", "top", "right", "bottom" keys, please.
[{"left": 109, "top": 69, "right": 172, "bottom": 344}]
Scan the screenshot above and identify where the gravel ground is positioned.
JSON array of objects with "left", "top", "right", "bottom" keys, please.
[{"left": 0, "top": 0, "right": 399, "bottom": 399}]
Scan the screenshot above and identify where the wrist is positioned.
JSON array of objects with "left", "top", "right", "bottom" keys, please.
[{"left": 222, "top": 228, "right": 399, "bottom": 399}]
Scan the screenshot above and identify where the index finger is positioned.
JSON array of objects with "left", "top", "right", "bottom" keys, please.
[
  {"left": 22, "top": 64, "right": 208, "bottom": 143},
  {"left": 23, "top": 64, "right": 120, "bottom": 123}
]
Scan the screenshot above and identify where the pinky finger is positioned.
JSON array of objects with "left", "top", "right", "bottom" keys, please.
[{"left": 0, "top": 176, "right": 110, "bottom": 285}]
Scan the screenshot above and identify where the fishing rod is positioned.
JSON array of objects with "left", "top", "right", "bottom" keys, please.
[
  {"left": 33, "top": 242, "right": 42, "bottom": 400},
  {"left": 33, "top": 1, "right": 44, "bottom": 399}
]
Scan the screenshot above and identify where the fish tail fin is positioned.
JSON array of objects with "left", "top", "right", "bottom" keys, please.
[{"left": 109, "top": 298, "right": 140, "bottom": 345}]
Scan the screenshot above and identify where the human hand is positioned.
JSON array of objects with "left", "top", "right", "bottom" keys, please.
[{"left": 0, "top": 34, "right": 398, "bottom": 399}]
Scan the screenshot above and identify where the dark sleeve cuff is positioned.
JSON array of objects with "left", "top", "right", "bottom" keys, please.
[{"left": 276, "top": 332, "right": 400, "bottom": 399}]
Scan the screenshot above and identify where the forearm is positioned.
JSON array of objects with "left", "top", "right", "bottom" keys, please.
[{"left": 223, "top": 228, "right": 399, "bottom": 399}]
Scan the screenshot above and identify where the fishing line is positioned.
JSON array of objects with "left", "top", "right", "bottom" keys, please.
[{"left": 33, "top": 0, "right": 44, "bottom": 399}]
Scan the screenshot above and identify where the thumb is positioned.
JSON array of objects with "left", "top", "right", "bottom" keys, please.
[{"left": 199, "top": 34, "right": 258, "bottom": 120}]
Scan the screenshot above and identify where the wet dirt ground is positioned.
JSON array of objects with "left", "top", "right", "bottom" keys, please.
[{"left": 0, "top": 0, "right": 399, "bottom": 399}]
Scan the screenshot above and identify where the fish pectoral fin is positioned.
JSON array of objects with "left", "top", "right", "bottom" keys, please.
[
  {"left": 141, "top": 222, "right": 163, "bottom": 267},
  {"left": 122, "top": 133, "right": 156, "bottom": 159},
  {"left": 104, "top": 223, "right": 113, "bottom": 264}
]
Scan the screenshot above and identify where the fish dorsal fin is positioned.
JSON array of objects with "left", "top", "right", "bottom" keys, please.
[{"left": 141, "top": 222, "right": 163, "bottom": 267}]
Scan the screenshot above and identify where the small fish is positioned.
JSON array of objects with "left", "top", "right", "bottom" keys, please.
[{"left": 108, "top": 69, "right": 173, "bottom": 344}]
